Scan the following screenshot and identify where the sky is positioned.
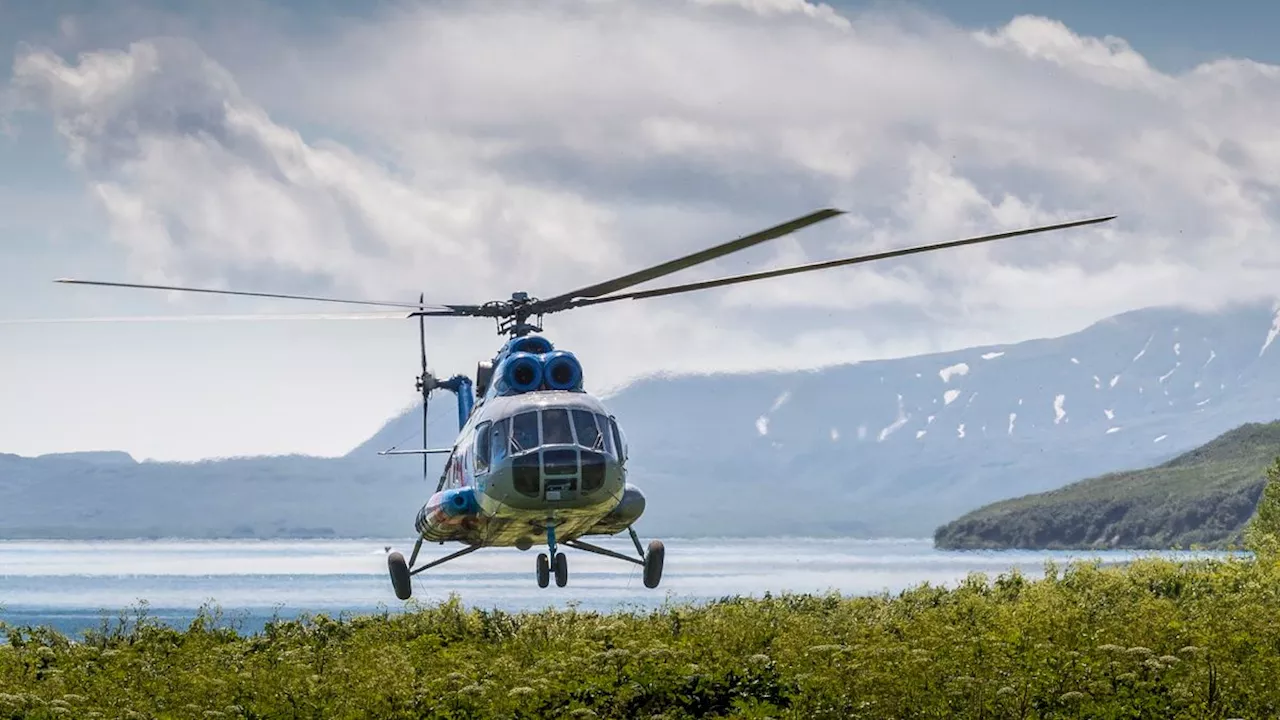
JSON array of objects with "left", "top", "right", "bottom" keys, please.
[{"left": 2, "top": 0, "right": 1279, "bottom": 462}]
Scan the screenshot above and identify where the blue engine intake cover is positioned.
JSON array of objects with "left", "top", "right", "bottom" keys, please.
[
  {"left": 502, "top": 351, "right": 544, "bottom": 393},
  {"left": 542, "top": 350, "right": 583, "bottom": 391}
]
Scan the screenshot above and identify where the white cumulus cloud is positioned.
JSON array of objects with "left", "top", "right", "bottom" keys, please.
[{"left": 8, "top": 0, "right": 1280, "bottom": 398}]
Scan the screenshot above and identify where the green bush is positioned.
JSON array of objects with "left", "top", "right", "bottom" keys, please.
[
  {"left": 1244, "top": 456, "right": 1280, "bottom": 560},
  {"left": 5, "top": 556, "right": 1280, "bottom": 718}
]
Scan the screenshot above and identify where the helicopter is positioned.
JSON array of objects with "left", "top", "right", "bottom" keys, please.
[{"left": 51, "top": 208, "right": 1115, "bottom": 598}]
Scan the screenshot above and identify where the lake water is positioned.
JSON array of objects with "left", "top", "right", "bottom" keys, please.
[{"left": 0, "top": 537, "right": 1224, "bottom": 637}]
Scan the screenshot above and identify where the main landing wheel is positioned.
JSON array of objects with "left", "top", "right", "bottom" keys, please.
[
  {"left": 537, "top": 553, "right": 550, "bottom": 588},
  {"left": 553, "top": 552, "right": 568, "bottom": 587},
  {"left": 643, "top": 540, "right": 665, "bottom": 589},
  {"left": 388, "top": 551, "right": 412, "bottom": 600}
]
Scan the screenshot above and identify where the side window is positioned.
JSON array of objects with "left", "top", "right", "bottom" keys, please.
[
  {"left": 596, "top": 413, "right": 616, "bottom": 458},
  {"left": 442, "top": 455, "right": 455, "bottom": 489},
  {"left": 474, "top": 421, "right": 491, "bottom": 474},
  {"left": 610, "top": 417, "right": 626, "bottom": 463},
  {"left": 490, "top": 418, "right": 509, "bottom": 465}
]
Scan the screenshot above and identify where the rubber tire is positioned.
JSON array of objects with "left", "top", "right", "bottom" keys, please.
[
  {"left": 643, "top": 540, "right": 665, "bottom": 589},
  {"left": 388, "top": 551, "right": 412, "bottom": 600},
  {"left": 553, "top": 552, "right": 568, "bottom": 587},
  {"left": 537, "top": 553, "right": 550, "bottom": 588}
]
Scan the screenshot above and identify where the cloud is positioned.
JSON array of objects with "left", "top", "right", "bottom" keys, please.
[{"left": 8, "top": 0, "right": 1280, "bottom": 394}]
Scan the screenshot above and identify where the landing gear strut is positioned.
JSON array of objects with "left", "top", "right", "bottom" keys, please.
[
  {"left": 537, "top": 523, "right": 569, "bottom": 588},
  {"left": 386, "top": 537, "right": 480, "bottom": 600},
  {"left": 560, "top": 526, "right": 665, "bottom": 589}
]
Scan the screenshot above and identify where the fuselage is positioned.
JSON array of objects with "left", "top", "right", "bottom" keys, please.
[{"left": 413, "top": 336, "right": 645, "bottom": 548}]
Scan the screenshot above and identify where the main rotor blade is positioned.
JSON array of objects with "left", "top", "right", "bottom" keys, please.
[
  {"left": 54, "top": 278, "right": 476, "bottom": 312},
  {"left": 0, "top": 312, "right": 412, "bottom": 324},
  {"left": 533, "top": 208, "right": 845, "bottom": 311},
  {"left": 566, "top": 215, "right": 1116, "bottom": 309}
]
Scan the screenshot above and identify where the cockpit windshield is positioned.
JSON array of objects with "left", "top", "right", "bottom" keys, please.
[
  {"left": 572, "top": 409, "right": 601, "bottom": 450},
  {"left": 542, "top": 408, "right": 574, "bottom": 445},
  {"left": 510, "top": 411, "right": 538, "bottom": 453},
  {"left": 501, "top": 407, "right": 621, "bottom": 460}
]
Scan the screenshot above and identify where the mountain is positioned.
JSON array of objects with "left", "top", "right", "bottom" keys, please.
[
  {"left": 932, "top": 420, "right": 1280, "bottom": 550},
  {"left": 3, "top": 300, "right": 1280, "bottom": 539}
]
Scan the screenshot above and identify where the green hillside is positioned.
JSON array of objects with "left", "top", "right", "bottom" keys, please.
[{"left": 934, "top": 420, "right": 1280, "bottom": 550}]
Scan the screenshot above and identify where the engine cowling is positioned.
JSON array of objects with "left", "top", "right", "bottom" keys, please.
[
  {"left": 542, "top": 350, "right": 583, "bottom": 391},
  {"left": 585, "top": 484, "right": 646, "bottom": 536},
  {"left": 501, "top": 351, "right": 543, "bottom": 393}
]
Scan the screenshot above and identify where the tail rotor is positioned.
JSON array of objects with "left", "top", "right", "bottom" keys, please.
[{"left": 412, "top": 293, "right": 439, "bottom": 490}]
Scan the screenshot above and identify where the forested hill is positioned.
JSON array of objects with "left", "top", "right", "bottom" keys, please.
[{"left": 933, "top": 420, "right": 1280, "bottom": 550}]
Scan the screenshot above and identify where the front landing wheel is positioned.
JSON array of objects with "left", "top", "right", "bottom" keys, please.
[
  {"left": 554, "top": 552, "right": 568, "bottom": 587},
  {"left": 643, "top": 540, "right": 665, "bottom": 589},
  {"left": 388, "top": 551, "right": 412, "bottom": 600},
  {"left": 537, "top": 553, "right": 550, "bottom": 588}
]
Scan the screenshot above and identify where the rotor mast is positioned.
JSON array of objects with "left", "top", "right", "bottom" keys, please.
[{"left": 495, "top": 292, "right": 544, "bottom": 338}]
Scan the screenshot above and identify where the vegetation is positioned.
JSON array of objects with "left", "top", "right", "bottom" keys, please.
[
  {"left": 934, "top": 421, "right": 1280, "bottom": 550},
  {"left": 1244, "top": 456, "right": 1280, "bottom": 559},
  {"left": 8, "top": 552, "right": 1280, "bottom": 718}
]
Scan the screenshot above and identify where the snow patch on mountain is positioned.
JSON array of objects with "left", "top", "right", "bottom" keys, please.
[
  {"left": 944, "top": 389, "right": 961, "bottom": 405},
  {"left": 1054, "top": 394, "right": 1067, "bottom": 424},
  {"left": 770, "top": 391, "right": 791, "bottom": 412},
  {"left": 879, "top": 394, "right": 909, "bottom": 441},
  {"left": 1263, "top": 308, "right": 1280, "bottom": 356},
  {"left": 982, "top": 351, "right": 1005, "bottom": 360},
  {"left": 1133, "top": 334, "right": 1153, "bottom": 362},
  {"left": 939, "top": 363, "right": 970, "bottom": 382}
]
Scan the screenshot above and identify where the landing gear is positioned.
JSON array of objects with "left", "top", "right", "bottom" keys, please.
[
  {"left": 536, "top": 524, "right": 570, "bottom": 588},
  {"left": 386, "top": 538, "right": 480, "bottom": 599},
  {"left": 559, "top": 526, "right": 666, "bottom": 589},
  {"left": 388, "top": 551, "right": 412, "bottom": 600},
  {"left": 537, "top": 553, "right": 550, "bottom": 588},
  {"left": 554, "top": 552, "right": 568, "bottom": 587},
  {"left": 643, "top": 540, "right": 665, "bottom": 589}
]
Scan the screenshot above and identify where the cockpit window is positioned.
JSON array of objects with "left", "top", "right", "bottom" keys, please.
[
  {"left": 542, "top": 408, "right": 574, "bottom": 445},
  {"left": 490, "top": 418, "right": 509, "bottom": 465},
  {"left": 572, "top": 409, "right": 602, "bottom": 450},
  {"left": 596, "top": 413, "right": 616, "bottom": 458},
  {"left": 611, "top": 417, "right": 627, "bottom": 463},
  {"left": 474, "top": 421, "right": 491, "bottom": 474},
  {"left": 511, "top": 411, "right": 539, "bottom": 453}
]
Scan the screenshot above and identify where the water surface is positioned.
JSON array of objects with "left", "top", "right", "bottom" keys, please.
[{"left": 0, "top": 537, "right": 1223, "bottom": 637}]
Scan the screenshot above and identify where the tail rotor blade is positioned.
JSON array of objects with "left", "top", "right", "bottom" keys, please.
[{"left": 418, "top": 293, "right": 431, "bottom": 487}]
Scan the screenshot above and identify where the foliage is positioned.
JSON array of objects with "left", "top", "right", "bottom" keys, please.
[
  {"left": 935, "top": 421, "right": 1280, "bottom": 550},
  {"left": 6, "top": 557, "right": 1280, "bottom": 718},
  {"left": 1244, "top": 456, "right": 1280, "bottom": 559}
]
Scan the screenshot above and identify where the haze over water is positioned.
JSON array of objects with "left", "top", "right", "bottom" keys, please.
[{"left": 0, "top": 538, "right": 1223, "bottom": 637}]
